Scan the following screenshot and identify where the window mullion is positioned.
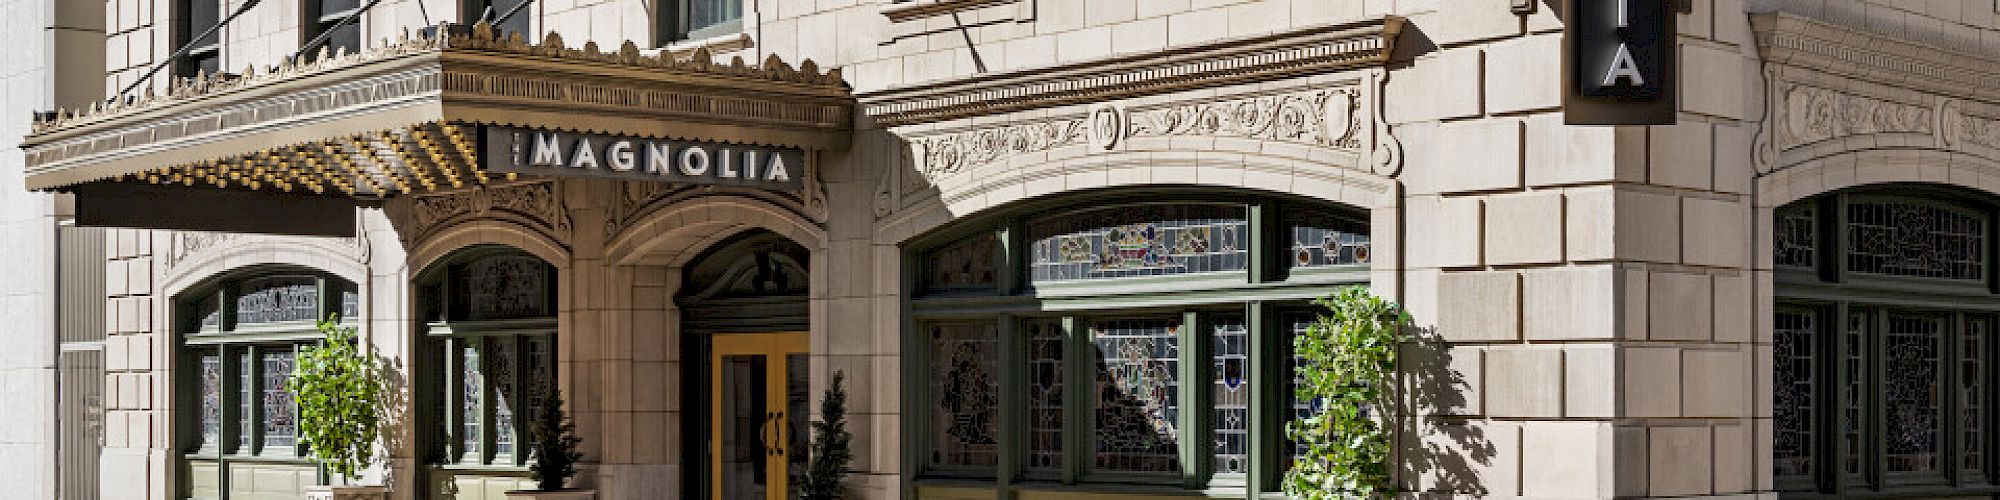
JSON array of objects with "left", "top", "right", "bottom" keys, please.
[
  {"left": 996, "top": 314, "right": 1021, "bottom": 490},
  {"left": 1062, "top": 315, "right": 1086, "bottom": 485},
  {"left": 1871, "top": 306, "right": 1886, "bottom": 489},
  {"left": 1180, "top": 310, "right": 1208, "bottom": 488},
  {"left": 248, "top": 344, "right": 263, "bottom": 456},
  {"left": 478, "top": 336, "right": 495, "bottom": 466},
  {"left": 447, "top": 336, "right": 464, "bottom": 463},
  {"left": 1948, "top": 313, "right": 1965, "bottom": 487}
]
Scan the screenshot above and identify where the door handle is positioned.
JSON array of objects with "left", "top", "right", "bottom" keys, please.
[{"left": 772, "top": 412, "right": 786, "bottom": 457}]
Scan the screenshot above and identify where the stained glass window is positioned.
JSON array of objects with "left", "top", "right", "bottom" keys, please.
[
  {"left": 489, "top": 339, "right": 517, "bottom": 457},
  {"left": 1775, "top": 203, "right": 1817, "bottom": 268},
  {"left": 1091, "top": 318, "right": 1181, "bottom": 473},
  {"left": 1027, "top": 320, "right": 1065, "bottom": 471},
  {"left": 1965, "top": 316, "right": 1987, "bottom": 472},
  {"left": 461, "top": 343, "right": 482, "bottom": 459},
  {"left": 200, "top": 353, "right": 221, "bottom": 450},
  {"left": 459, "top": 255, "right": 551, "bottom": 320},
  {"left": 261, "top": 350, "right": 297, "bottom": 449},
  {"left": 523, "top": 336, "right": 552, "bottom": 432},
  {"left": 236, "top": 277, "right": 319, "bottom": 325},
  {"left": 1211, "top": 317, "right": 1250, "bottom": 475},
  {"left": 1846, "top": 202, "right": 1985, "bottom": 280},
  {"left": 1845, "top": 310, "right": 1867, "bottom": 477},
  {"left": 238, "top": 352, "right": 252, "bottom": 451},
  {"left": 340, "top": 290, "right": 359, "bottom": 320},
  {"left": 1773, "top": 308, "right": 1816, "bottom": 478},
  {"left": 1029, "top": 205, "right": 1248, "bottom": 282},
  {"left": 929, "top": 323, "right": 1000, "bottom": 468},
  {"left": 927, "top": 232, "right": 999, "bottom": 292},
  {"left": 1287, "top": 316, "right": 1326, "bottom": 467},
  {"left": 1288, "top": 208, "right": 1371, "bottom": 269},
  {"left": 1885, "top": 314, "right": 1943, "bottom": 473}
]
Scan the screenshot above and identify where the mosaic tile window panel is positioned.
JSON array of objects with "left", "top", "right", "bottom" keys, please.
[
  {"left": 1884, "top": 314, "right": 1943, "bottom": 473},
  {"left": 1965, "top": 317, "right": 1988, "bottom": 472},
  {"left": 927, "top": 232, "right": 999, "bottom": 292},
  {"left": 928, "top": 323, "right": 1001, "bottom": 468},
  {"left": 1027, "top": 320, "right": 1065, "bottom": 471},
  {"left": 1775, "top": 203, "right": 1817, "bottom": 268},
  {"left": 1843, "top": 310, "right": 1868, "bottom": 476},
  {"left": 459, "top": 255, "right": 551, "bottom": 320},
  {"left": 488, "top": 340, "right": 517, "bottom": 456},
  {"left": 200, "top": 352, "right": 221, "bottom": 450},
  {"left": 1845, "top": 202, "right": 1985, "bottom": 280},
  {"left": 238, "top": 352, "right": 251, "bottom": 451},
  {"left": 236, "top": 277, "right": 319, "bottom": 325},
  {"left": 461, "top": 343, "right": 482, "bottom": 458},
  {"left": 1211, "top": 317, "right": 1250, "bottom": 475},
  {"left": 261, "top": 350, "right": 297, "bottom": 449},
  {"left": 1287, "top": 208, "right": 1372, "bottom": 269},
  {"left": 1029, "top": 205, "right": 1248, "bottom": 282},
  {"left": 1091, "top": 318, "right": 1182, "bottom": 473},
  {"left": 1773, "top": 308, "right": 1817, "bottom": 478}
]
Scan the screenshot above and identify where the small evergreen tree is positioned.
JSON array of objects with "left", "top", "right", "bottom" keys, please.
[
  {"left": 528, "top": 381, "right": 583, "bottom": 491},
  {"left": 800, "top": 371, "right": 852, "bottom": 500},
  {"left": 288, "top": 315, "right": 383, "bottom": 483}
]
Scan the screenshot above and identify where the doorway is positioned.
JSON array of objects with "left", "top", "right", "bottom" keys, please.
[{"left": 710, "top": 331, "right": 809, "bottom": 500}]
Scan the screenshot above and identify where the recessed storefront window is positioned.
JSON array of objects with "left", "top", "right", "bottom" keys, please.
[
  {"left": 908, "top": 194, "right": 1370, "bottom": 495},
  {"left": 1773, "top": 187, "right": 2000, "bottom": 495}
]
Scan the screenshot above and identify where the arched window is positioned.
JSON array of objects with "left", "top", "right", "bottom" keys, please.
[
  {"left": 906, "top": 191, "right": 1370, "bottom": 495},
  {"left": 417, "top": 247, "right": 558, "bottom": 493},
  {"left": 176, "top": 267, "right": 359, "bottom": 500},
  {"left": 1774, "top": 186, "right": 1999, "bottom": 496}
]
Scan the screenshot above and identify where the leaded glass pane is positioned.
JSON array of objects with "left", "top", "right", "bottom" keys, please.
[
  {"left": 236, "top": 277, "right": 318, "bottom": 325},
  {"left": 929, "top": 323, "right": 1000, "bottom": 468},
  {"left": 462, "top": 343, "right": 482, "bottom": 460},
  {"left": 200, "top": 352, "right": 221, "bottom": 451},
  {"left": 1846, "top": 202, "right": 1985, "bottom": 280},
  {"left": 1775, "top": 203, "right": 1817, "bottom": 268},
  {"left": 1211, "top": 317, "right": 1250, "bottom": 475},
  {"left": 1845, "top": 310, "right": 1867, "bottom": 477},
  {"left": 1027, "top": 320, "right": 1065, "bottom": 471},
  {"left": 1288, "top": 208, "right": 1370, "bottom": 269},
  {"left": 489, "top": 339, "right": 517, "bottom": 457},
  {"left": 196, "top": 295, "right": 221, "bottom": 330},
  {"left": 1965, "top": 316, "right": 1988, "bottom": 472},
  {"left": 340, "top": 290, "right": 359, "bottom": 320},
  {"left": 1287, "top": 316, "right": 1326, "bottom": 468},
  {"left": 927, "top": 232, "right": 998, "bottom": 292},
  {"left": 523, "top": 336, "right": 552, "bottom": 438},
  {"left": 459, "top": 255, "right": 550, "bottom": 320},
  {"left": 1885, "top": 314, "right": 1943, "bottom": 473},
  {"left": 1091, "top": 318, "right": 1181, "bottom": 473},
  {"left": 1774, "top": 308, "right": 1816, "bottom": 478},
  {"left": 1029, "top": 205, "right": 1248, "bottom": 282},
  {"left": 261, "top": 350, "right": 297, "bottom": 449},
  {"left": 238, "top": 352, "right": 251, "bottom": 451}
]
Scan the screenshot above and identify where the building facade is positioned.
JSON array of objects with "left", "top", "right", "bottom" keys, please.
[{"left": 6, "top": 0, "right": 2000, "bottom": 499}]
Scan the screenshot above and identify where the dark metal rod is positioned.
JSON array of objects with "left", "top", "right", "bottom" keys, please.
[
  {"left": 115, "top": 0, "right": 264, "bottom": 101},
  {"left": 289, "top": 0, "right": 388, "bottom": 63},
  {"left": 494, "top": 0, "right": 535, "bottom": 28}
]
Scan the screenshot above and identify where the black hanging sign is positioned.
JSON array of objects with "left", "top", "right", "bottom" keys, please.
[
  {"left": 482, "top": 127, "right": 807, "bottom": 190},
  {"left": 1565, "top": 0, "right": 1677, "bottom": 125}
]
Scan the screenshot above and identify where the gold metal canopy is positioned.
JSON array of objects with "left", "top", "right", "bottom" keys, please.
[{"left": 20, "top": 22, "right": 854, "bottom": 196}]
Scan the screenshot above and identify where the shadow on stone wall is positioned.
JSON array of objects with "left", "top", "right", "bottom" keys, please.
[{"left": 1401, "top": 327, "right": 1493, "bottom": 495}]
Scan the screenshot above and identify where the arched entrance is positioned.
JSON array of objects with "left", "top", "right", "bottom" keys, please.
[{"left": 676, "top": 229, "right": 812, "bottom": 500}]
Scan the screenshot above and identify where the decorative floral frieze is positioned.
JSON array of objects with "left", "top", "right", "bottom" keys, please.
[
  {"left": 1125, "top": 87, "right": 1363, "bottom": 150},
  {"left": 406, "top": 181, "right": 572, "bottom": 241},
  {"left": 165, "top": 232, "right": 239, "bottom": 270},
  {"left": 908, "top": 119, "right": 1088, "bottom": 178},
  {"left": 1780, "top": 84, "right": 1932, "bottom": 148},
  {"left": 1942, "top": 102, "right": 2000, "bottom": 152}
]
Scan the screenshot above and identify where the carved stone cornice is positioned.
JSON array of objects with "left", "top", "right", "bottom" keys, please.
[
  {"left": 1751, "top": 12, "right": 2000, "bottom": 104},
  {"left": 858, "top": 17, "right": 1402, "bottom": 127},
  {"left": 21, "top": 22, "right": 854, "bottom": 193}
]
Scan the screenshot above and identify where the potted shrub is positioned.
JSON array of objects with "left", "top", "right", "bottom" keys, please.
[
  {"left": 1285, "top": 288, "right": 1407, "bottom": 500},
  {"left": 291, "top": 316, "right": 389, "bottom": 500},
  {"left": 799, "top": 371, "right": 853, "bottom": 500},
  {"left": 505, "top": 380, "right": 591, "bottom": 499}
]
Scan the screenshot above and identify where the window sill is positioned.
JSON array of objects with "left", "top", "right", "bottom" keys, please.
[
  {"left": 879, "top": 0, "right": 1024, "bottom": 23},
  {"left": 650, "top": 31, "right": 753, "bottom": 61},
  {"left": 912, "top": 479, "right": 1249, "bottom": 498}
]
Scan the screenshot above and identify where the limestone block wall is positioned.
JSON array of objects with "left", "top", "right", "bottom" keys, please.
[{"left": 103, "top": 228, "right": 164, "bottom": 500}]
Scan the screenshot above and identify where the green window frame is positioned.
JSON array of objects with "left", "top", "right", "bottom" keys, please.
[
  {"left": 1774, "top": 187, "right": 2000, "bottom": 498},
  {"left": 904, "top": 193, "right": 1371, "bottom": 497},
  {"left": 418, "top": 249, "right": 559, "bottom": 479},
  {"left": 176, "top": 270, "right": 359, "bottom": 499}
]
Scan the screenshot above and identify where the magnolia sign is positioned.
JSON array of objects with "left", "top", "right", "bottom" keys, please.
[
  {"left": 1566, "top": 0, "right": 1675, "bottom": 125},
  {"left": 483, "top": 127, "right": 806, "bottom": 189}
]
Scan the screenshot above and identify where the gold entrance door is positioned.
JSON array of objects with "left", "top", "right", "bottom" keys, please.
[{"left": 711, "top": 332, "right": 810, "bottom": 500}]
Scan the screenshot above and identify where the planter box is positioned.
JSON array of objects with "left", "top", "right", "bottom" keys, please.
[
  {"left": 503, "top": 489, "right": 596, "bottom": 500},
  {"left": 304, "top": 485, "right": 388, "bottom": 500}
]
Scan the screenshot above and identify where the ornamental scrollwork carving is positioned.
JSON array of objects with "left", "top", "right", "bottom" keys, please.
[
  {"left": 1941, "top": 100, "right": 2000, "bottom": 152},
  {"left": 405, "top": 181, "right": 572, "bottom": 242},
  {"left": 1779, "top": 84, "right": 1932, "bottom": 149},
  {"left": 165, "top": 232, "right": 238, "bottom": 270},
  {"left": 1125, "top": 87, "right": 1364, "bottom": 150},
  {"left": 908, "top": 118, "right": 1089, "bottom": 178}
]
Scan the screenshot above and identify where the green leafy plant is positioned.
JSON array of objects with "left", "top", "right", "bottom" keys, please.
[
  {"left": 800, "top": 371, "right": 852, "bottom": 500},
  {"left": 287, "top": 315, "right": 385, "bottom": 482},
  {"left": 528, "top": 381, "right": 583, "bottom": 491},
  {"left": 1285, "top": 287, "right": 1409, "bottom": 499}
]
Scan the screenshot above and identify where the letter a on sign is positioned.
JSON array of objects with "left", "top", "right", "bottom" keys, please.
[{"left": 1566, "top": 0, "right": 1675, "bottom": 125}]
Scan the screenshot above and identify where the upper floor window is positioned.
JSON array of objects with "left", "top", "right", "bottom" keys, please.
[
  {"left": 462, "top": 0, "right": 531, "bottom": 38},
  {"left": 659, "top": 0, "right": 742, "bottom": 43},
  {"left": 304, "top": 0, "right": 364, "bottom": 56},
  {"left": 174, "top": 0, "right": 222, "bottom": 77}
]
